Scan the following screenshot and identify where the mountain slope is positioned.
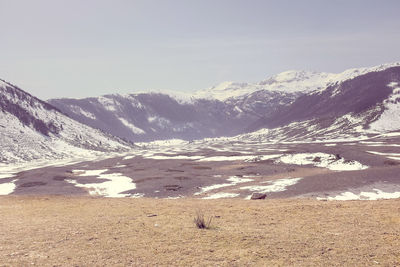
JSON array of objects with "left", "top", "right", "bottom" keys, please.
[
  {"left": 0, "top": 79, "right": 132, "bottom": 163},
  {"left": 49, "top": 91, "right": 299, "bottom": 142},
  {"left": 48, "top": 62, "right": 400, "bottom": 143},
  {"left": 243, "top": 66, "right": 400, "bottom": 142}
]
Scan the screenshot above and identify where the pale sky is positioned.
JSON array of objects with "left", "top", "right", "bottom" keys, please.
[{"left": 1, "top": 0, "right": 400, "bottom": 99}]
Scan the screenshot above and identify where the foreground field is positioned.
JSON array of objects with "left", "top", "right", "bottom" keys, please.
[{"left": 0, "top": 197, "right": 399, "bottom": 266}]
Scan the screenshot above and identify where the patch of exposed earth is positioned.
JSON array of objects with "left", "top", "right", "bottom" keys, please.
[{"left": 1, "top": 133, "right": 400, "bottom": 200}]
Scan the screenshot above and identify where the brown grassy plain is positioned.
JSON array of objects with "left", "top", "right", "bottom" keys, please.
[{"left": 0, "top": 196, "right": 399, "bottom": 266}]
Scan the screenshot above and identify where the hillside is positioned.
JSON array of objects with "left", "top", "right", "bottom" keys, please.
[
  {"left": 0, "top": 79, "right": 132, "bottom": 163},
  {"left": 48, "top": 63, "right": 400, "bottom": 143}
]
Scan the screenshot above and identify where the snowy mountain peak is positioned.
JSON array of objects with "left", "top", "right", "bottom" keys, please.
[
  {"left": 259, "top": 70, "right": 333, "bottom": 93},
  {"left": 210, "top": 81, "right": 246, "bottom": 91},
  {"left": 193, "top": 81, "right": 257, "bottom": 101},
  {"left": 263, "top": 70, "right": 322, "bottom": 83},
  {"left": 332, "top": 62, "right": 400, "bottom": 83},
  {"left": 193, "top": 62, "right": 400, "bottom": 101}
]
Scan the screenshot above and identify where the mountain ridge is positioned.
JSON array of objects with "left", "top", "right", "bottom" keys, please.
[{"left": 48, "top": 62, "right": 400, "bottom": 143}]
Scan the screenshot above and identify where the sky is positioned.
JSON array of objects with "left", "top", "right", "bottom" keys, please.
[{"left": 1, "top": 0, "right": 400, "bottom": 99}]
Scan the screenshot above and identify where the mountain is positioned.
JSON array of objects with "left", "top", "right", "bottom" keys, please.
[
  {"left": 242, "top": 65, "right": 400, "bottom": 142},
  {"left": 0, "top": 79, "right": 132, "bottom": 163},
  {"left": 48, "top": 62, "right": 400, "bottom": 143},
  {"left": 194, "top": 63, "right": 400, "bottom": 100},
  {"left": 48, "top": 90, "right": 299, "bottom": 142}
]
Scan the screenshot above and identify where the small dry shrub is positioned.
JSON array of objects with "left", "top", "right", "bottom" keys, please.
[{"left": 194, "top": 210, "right": 213, "bottom": 229}]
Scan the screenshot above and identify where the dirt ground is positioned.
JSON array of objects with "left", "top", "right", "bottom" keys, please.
[
  {"left": 0, "top": 196, "right": 399, "bottom": 266},
  {"left": 2, "top": 137, "right": 399, "bottom": 200}
]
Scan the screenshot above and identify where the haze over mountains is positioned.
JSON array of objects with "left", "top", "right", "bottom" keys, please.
[{"left": 1, "top": 62, "right": 400, "bottom": 163}]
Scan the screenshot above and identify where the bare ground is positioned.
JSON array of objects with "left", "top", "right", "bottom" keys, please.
[{"left": 0, "top": 196, "right": 399, "bottom": 266}]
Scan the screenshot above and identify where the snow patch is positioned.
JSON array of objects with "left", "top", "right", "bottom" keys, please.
[
  {"left": 0, "top": 180, "right": 17, "bottom": 195},
  {"left": 147, "top": 155, "right": 204, "bottom": 160},
  {"left": 118, "top": 118, "right": 145, "bottom": 134},
  {"left": 98, "top": 96, "right": 117, "bottom": 111},
  {"left": 69, "top": 105, "right": 96, "bottom": 120},
  {"left": 67, "top": 169, "right": 136, "bottom": 197},
  {"left": 321, "top": 189, "right": 400, "bottom": 200},
  {"left": 241, "top": 178, "right": 302, "bottom": 194},
  {"left": 278, "top": 153, "right": 368, "bottom": 171},
  {"left": 202, "top": 192, "right": 240, "bottom": 199},
  {"left": 366, "top": 151, "right": 400, "bottom": 157},
  {"left": 0, "top": 173, "right": 15, "bottom": 179},
  {"left": 369, "top": 83, "right": 400, "bottom": 132},
  {"left": 198, "top": 154, "right": 281, "bottom": 162},
  {"left": 194, "top": 175, "right": 254, "bottom": 195}
]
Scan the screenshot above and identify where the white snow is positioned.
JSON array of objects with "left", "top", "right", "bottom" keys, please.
[
  {"left": 378, "top": 132, "right": 400, "bottom": 137},
  {"left": 241, "top": 178, "right": 302, "bottom": 194},
  {"left": 194, "top": 183, "right": 234, "bottom": 195},
  {"left": 0, "top": 173, "right": 15, "bottom": 179},
  {"left": 114, "top": 164, "right": 127, "bottom": 168},
  {"left": 67, "top": 169, "right": 137, "bottom": 197},
  {"left": 194, "top": 63, "right": 400, "bottom": 101},
  {"left": 69, "top": 105, "right": 96, "bottom": 120},
  {"left": 360, "top": 141, "right": 385, "bottom": 145},
  {"left": 98, "top": 96, "right": 117, "bottom": 111},
  {"left": 202, "top": 192, "right": 240, "bottom": 199},
  {"left": 194, "top": 175, "right": 254, "bottom": 195},
  {"left": 321, "top": 189, "right": 400, "bottom": 201},
  {"left": 0, "top": 180, "right": 16, "bottom": 195},
  {"left": 127, "top": 90, "right": 194, "bottom": 104},
  {"left": 366, "top": 151, "right": 400, "bottom": 157},
  {"left": 131, "top": 193, "right": 145, "bottom": 198},
  {"left": 367, "top": 151, "right": 400, "bottom": 161},
  {"left": 227, "top": 176, "right": 254, "bottom": 184},
  {"left": 0, "top": 85, "right": 131, "bottom": 165},
  {"left": 278, "top": 153, "right": 368, "bottom": 171},
  {"left": 244, "top": 154, "right": 283, "bottom": 162},
  {"left": 118, "top": 118, "right": 145, "bottom": 134},
  {"left": 137, "top": 139, "right": 187, "bottom": 147},
  {"left": 197, "top": 155, "right": 251, "bottom": 162},
  {"left": 370, "top": 83, "right": 400, "bottom": 132},
  {"left": 198, "top": 154, "right": 281, "bottom": 162},
  {"left": 146, "top": 116, "right": 171, "bottom": 128},
  {"left": 147, "top": 155, "right": 204, "bottom": 160}
]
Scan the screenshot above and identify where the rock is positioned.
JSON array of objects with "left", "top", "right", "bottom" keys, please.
[{"left": 250, "top": 193, "right": 267, "bottom": 200}]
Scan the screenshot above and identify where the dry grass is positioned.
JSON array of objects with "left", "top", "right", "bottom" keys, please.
[
  {"left": 0, "top": 196, "right": 399, "bottom": 266},
  {"left": 193, "top": 210, "right": 213, "bottom": 229}
]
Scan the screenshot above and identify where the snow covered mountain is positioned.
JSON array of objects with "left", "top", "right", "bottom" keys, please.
[
  {"left": 242, "top": 65, "right": 400, "bottom": 142},
  {"left": 49, "top": 91, "right": 298, "bottom": 142},
  {"left": 0, "top": 79, "right": 132, "bottom": 163},
  {"left": 48, "top": 62, "right": 400, "bottom": 143},
  {"left": 194, "top": 62, "right": 400, "bottom": 100}
]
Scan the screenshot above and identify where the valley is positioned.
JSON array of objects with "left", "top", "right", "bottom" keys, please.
[
  {"left": 1, "top": 60, "right": 400, "bottom": 267},
  {"left": 1, "top": 130, "right": 399, "bottom": 201}
]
